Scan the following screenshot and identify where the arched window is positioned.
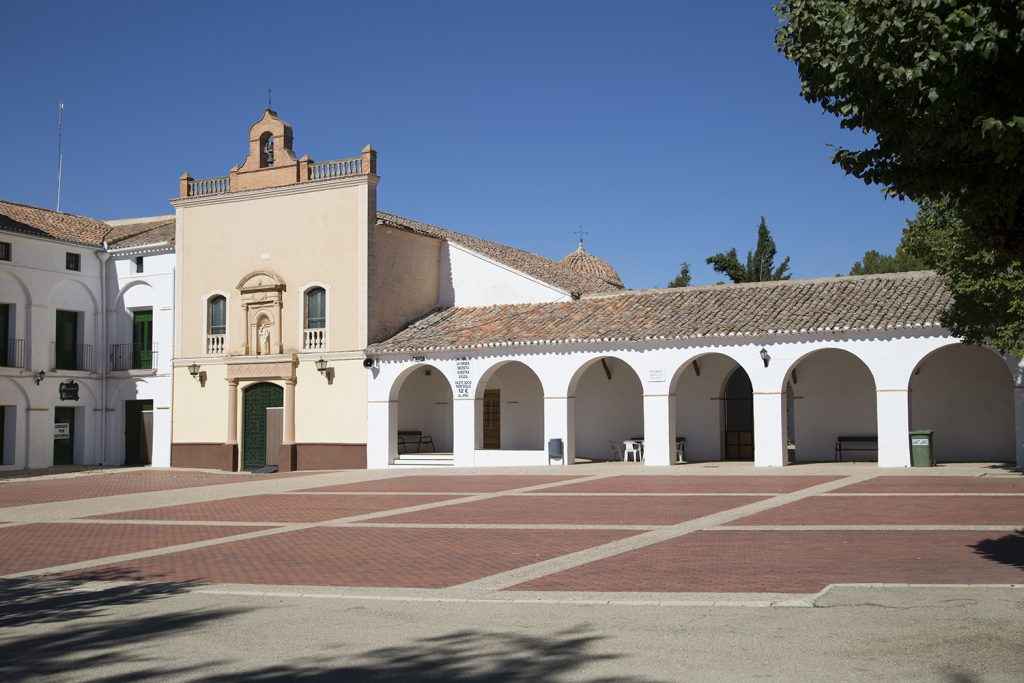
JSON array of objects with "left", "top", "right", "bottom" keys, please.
[
  {"left": 305, "top": 287, "right": 326, "bottom": 329},
  {"left": 208, "top": 296, "right": 226, "bottom": 335},
  {"left": 303, "top": 287, "right": 326, "bottom": 351},
  {"left": 206, "top": 295, "right": 227, "bottom": 355}
]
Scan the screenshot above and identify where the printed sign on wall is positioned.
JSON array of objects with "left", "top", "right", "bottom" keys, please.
[{"left": 455, "top": 358, "right": 472, "bottom": 398}]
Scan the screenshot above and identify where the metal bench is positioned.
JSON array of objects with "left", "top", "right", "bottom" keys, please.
[
  {"left": 835, "top": 435, "right": 878, "bottom": 462},
  {"left": 397, "top": 431, "right": 435, "bottom": 454}
]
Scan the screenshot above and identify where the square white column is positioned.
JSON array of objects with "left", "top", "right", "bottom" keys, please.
[
  {"left": 366, "top": 400, "right": 396, "bottom": 469},
  {"left": 452, "top": 398, "right": 476, "bottom": 467},
  {"left": 753, "top": 391, "right": 786, "bottom": 467},
  {"left": 642, "top": 393, "right": 675, "bottom": 466},
  {"left": 877, "top": 389, "right": 911, "bottom": 467}
]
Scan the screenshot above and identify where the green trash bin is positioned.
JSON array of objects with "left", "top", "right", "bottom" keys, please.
[{"left": 909, "top": 430, "right": 934, "bottom": 467}]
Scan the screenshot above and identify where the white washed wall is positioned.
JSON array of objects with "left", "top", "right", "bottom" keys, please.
[
  {"left": 788, "top": 349, "right": 877, "bottom": 462},
  {"left": 674, "top": 353, "right": 736, "bottom": 461},
  {"left": 482, "top": 362, "right": 544, "bottom": 450},
  {"left": 439, "top": 243, "right": 571, "bottom": 307},
  {"left": 396, "top": 366, "right": 454, "bottom": 452},
  {"left": 910, "top": 344, "right": 1014, "bottom": 462},
  {"left": 368, "top": 332, "right": 1024, "bottom": 470}
]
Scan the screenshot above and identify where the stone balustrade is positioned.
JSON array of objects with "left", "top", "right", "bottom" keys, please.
[
  {"left": 303, "top": 328, "right": 326, "bottom": 351},
  {"left": 206, "top": 334, "right": 225, "bottom": 355},
  {"left": 187, "top": 176, "right": 230, "bottom": 197},
  {"left": 307, "top": 157, "right": 362, "bottom": 181}
]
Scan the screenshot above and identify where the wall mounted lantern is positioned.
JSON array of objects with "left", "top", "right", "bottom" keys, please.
[
  {"left": 188, "top": 362, "right": 202, "bottom": 381},
  {"left": 315, "top": 357, "right": 330, "bottom": 377},
  {"left": 759, "top": 348, "right": 770, "bottom": 368},
  {"left": 34, "top": 370, "right": 46, "bottom": 385}
]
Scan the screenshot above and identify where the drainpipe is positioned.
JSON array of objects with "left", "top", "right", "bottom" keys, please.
[{"left": 97, "top": 244, "right": 110, "bottom": 465}]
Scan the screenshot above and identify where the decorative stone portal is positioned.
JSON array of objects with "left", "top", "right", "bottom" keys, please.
[{"left": 236, "top": 270, "right": 285, "bottom": 356}]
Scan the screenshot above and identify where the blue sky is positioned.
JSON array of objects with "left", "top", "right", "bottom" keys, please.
[{"left": 0, "top": 1, "right": 915, "bottom": 288}]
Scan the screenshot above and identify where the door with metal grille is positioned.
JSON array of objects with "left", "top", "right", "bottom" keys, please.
[{"left": 242, "top": 383, "right": 283, "bottom": 469}]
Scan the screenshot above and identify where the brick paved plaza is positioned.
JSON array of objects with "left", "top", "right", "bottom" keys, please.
[{"left": 0, "top": 465, "right": 1021, "bottom": 597}]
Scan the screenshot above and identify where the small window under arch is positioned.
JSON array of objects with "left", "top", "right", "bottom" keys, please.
[
  {"left": 305, "top": 287, "right": 326, "bottom": 329},
  {"left": 207, "top": 295, "right": 226, "bottom": 336}
]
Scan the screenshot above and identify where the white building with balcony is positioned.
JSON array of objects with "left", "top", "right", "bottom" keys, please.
[{"left": 0, "top": 201, "right": 174, "bottom": 469}]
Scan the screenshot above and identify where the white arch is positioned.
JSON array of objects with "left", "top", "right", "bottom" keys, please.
[
  {"left": 910, "top": 342, "right": 1014, "bottom": 462},
  {"left": 565, "top": 352, "right": 643, "bottom": 396},
  {"left": 46, "top": 277, "right": 99, "bottom": 313},
  {"left": 0, "top": 267, "right": 32, "bottom": 306},
  {"left": 392, "top": 363, "right": 455, "bottom": 454},
  {"left": 113, "top": 279, "right": 154, "bottom": 310}
]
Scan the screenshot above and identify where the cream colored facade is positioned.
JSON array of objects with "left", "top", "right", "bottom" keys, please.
[{"left": 170, "top": 110, "right": 379, "bottom": 470}]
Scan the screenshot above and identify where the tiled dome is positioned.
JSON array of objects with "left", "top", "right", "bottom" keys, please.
[{"left": 560, "top": 241, "right": 624, "bottom": 289}]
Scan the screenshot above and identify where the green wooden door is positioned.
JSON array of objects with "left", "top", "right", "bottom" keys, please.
[
  {"left": 132, "top": 310, "right": 153, "bottom": 369},
  {"left": 0, "top": 406, "right": 5, "bottom": 464},
  {"left": 55, "top": 310, "right": 78, "bottom": 370},
  {"left": 53, "top": 407, "right": 75, "bottom": 465},
  {"left": 242, "top": 383, "right": 283, "bottom": 469},
  {"left": 124, "top": 400, "right": 153, "bottom": 465}
]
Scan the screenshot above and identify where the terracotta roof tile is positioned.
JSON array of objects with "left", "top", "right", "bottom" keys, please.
[
  {"left": 377, "top": 212, "right": 619, "bottom": 297},
  {"left": 0, "top": 200, "right": 110, "bottom": 246},
  {"left": 369, "top": 271, "right": 951, "bottom": 354},
  {"left": 105, "top": 217, "right": 176, "bottom": 248},
  {"left": 560, "top": 242, "right": 624, "bottom": 288}
]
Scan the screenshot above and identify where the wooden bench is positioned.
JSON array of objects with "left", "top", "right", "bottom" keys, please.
[{"left": 835, "top": 435, "right": 878, "bottom": 462}]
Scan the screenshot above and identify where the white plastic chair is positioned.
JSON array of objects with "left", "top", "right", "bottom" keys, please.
[{"left": 623, "top": 440, "right": 643, "bottom": 462}]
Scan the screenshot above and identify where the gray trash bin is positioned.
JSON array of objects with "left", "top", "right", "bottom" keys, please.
[{"left": 548, "top": 438, "right": 564, "bottom": 464}]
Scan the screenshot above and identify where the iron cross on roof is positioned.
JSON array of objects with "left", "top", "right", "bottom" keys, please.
[{"left": 575, "top": 226, "right": 589, "bottom": 247}]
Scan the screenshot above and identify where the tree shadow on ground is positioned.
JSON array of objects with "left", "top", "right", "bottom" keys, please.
[
  {"left": 971, "top": 530, "right": 1024, "bottom": 572},
  {"left": 0, "top": 569, "right": 240, "bottom": 681},
  {"left": 207, "top": 628, "right": 644, "bottom": 683}
]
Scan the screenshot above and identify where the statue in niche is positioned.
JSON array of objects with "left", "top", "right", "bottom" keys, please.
[{"left": 258, "top": 322, "right": 271, "bottom": 356}]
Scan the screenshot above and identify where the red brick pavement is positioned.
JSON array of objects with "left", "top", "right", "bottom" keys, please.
[
  {"left": 542, "top": 475, "right": 842, "bottom": 494},
  {"left": 833, "top": 476, "right": 1024, "bottom": 495},
  {"left": 510, "top": 530, "right": 1024, "bottom": 593},
  {"left": 62, "top": 527, "right": 636, "bottom": 588},
  {"left": 727, "top": 495, "right": 1024, "bottom": 526},
  {"left": 0, "top": 522, "right": 265, "bottom": 575},
  {"left": 301, "top": 475, "right": 585, "bottom": 494},
  {"left": 366, "top": 494, "right": 768, "bottom": 526},
  {"left": 90, "top": 493, "right": 465, "bottom": 523},
  {"left": 0, "top": 470, "right": 301, "bottom": 508}
]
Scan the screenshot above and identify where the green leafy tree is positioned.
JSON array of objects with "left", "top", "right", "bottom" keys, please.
[
  {"left": 706, "top": 217, "right": 791, "bottom": 283},
  {"left": 849, "top": 235, "right": 929, "bottom": 275},
  {"left": 668, "top": 262, "right": 692, "bottom": 288},
  {"left": 903, "top": 196, "right": 1024, "bottom": 352},
  {"left": 774, "top": 0, "right": 1024, "bottom": 350}
]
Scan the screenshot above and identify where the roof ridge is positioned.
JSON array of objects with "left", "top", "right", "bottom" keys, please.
[
  {"left": 0, "top": 199, "right": 110, "bottom": 227},
  {"left": 377, "top": 211, "right": 618, "bottom": 296}
]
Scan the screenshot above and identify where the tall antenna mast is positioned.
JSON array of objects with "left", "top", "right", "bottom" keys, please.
[{"left": 56, "top": 101, "right": 64, "bottom": 212}]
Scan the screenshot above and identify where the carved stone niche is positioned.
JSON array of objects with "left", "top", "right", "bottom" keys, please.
[{"left": 236, "top": 270, "right": 286, "bottom": 356}]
